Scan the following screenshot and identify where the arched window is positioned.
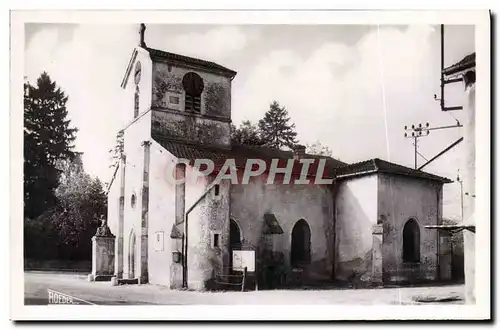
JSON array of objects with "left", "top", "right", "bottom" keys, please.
[
  {"left": 402, "top": 219, "right": 420, "bottom": 263},
  {"left": 130, "top": 193, "right": 137, "bottom": 208},
  {"left": 134, "top": 86, "right": 140, "bottom": 118},
  {"left": 291, "top": 219, "right": 311, "bottom": 268},
  {"left": 182, "top": 72, "right": 203, "bottom": 113}
]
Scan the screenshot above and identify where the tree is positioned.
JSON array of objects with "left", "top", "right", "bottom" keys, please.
[
  {"left": 24, "top": 72, "right": 78, "bottom": 219},
  {"left": 52, "top": 156, "right": 107, "bottom": 260},
  {"left": 109, "top": 130, "right": 124, "bottom": 169},
  {"left": 24, "top": 155, "right": 107, "bottom": 261},
  {"left": 231, "top": 120, "right": 264, "bottom": 146},
  {"left": 107, "top": 130, "right": 124, "bottom": 191},
  {"left": 258, "top": 101, "right": 298, "bottom": 149},
  {"left": 306, "top": 141, "right": 333, "bottom": 157}
]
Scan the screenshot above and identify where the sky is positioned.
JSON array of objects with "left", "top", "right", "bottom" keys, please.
[{"left": 24, "top": 23, "right": 475, "bottom": 220}]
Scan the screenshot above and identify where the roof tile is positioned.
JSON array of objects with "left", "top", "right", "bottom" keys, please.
[
  {"left": 146, "top": 47, "right": 237, "bottom": 77},
  {"left": 336, "top": 158, "right": 452, "bottom": 183},
  {"left": 152, "top": 135, "right": 347, "bottom": 179},
  {"left": 152, "top": 137, "right": 451, "bottom": 184},
  {"left": 443, "top": 52, "right": 475, "bottom": 76}
]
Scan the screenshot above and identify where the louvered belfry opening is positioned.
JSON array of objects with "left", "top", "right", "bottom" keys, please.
[
  {"left": 185, "top": 94, "right": 201, "bottom": 113},
  {"left": 182, "top": 72, "right": 204, "bottom": 113}
]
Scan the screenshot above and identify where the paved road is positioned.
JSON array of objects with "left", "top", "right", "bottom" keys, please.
[{"left": 24, "top": 271, "right": 464, "bottom": 305}]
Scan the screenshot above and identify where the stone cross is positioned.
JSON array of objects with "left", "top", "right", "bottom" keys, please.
[{"left": 139, "top": 23, "right": 146, "bottom": 48}]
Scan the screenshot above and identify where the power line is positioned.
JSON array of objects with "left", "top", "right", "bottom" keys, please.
[{"left": 404, "top": 121, "right": 463, "bottom": 169}]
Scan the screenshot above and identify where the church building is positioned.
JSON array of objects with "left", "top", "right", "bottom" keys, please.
[{"left": 106, "top": 25, "right": 453, "bottom": 290}]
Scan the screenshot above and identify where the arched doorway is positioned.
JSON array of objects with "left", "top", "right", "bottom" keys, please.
[
  {"left": 128, "top": 230, "right": 137, "bottom": 278},
  {"left": 291, "top": 219, "right": 311, "bottom": 268},
  {"left": 402, "top": 219, "right": 420, "bottom": 263},
  {"left": 229, "top": 220, "right": 242, "bottom": 278},
  {"left": 230, "top": 219, "right": 242, "bottom": 250}
]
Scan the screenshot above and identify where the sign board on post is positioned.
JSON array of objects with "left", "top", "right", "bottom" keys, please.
[{"left": 232, "top": 250, "right": 255, "bottom": 272}]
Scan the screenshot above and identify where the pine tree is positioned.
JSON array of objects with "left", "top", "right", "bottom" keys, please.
[
  {"left": 24, "top": 72, "right": 78, "bottom": 219},
  {"left": 258, "top": 101, "right": 298, "bottom": 149}
]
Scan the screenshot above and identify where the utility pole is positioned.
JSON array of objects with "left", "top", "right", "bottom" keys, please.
[
  {"left": 404, "top": 123, "right": 430, "bottom": 169},
  {"left": 404, "top": 121, "right": 463, "bottom": 169},
  {"left": 413, "top": 136, "right": 417, "bottom": 170}
]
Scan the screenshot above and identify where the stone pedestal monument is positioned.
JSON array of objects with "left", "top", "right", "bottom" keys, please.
[{"left": 90, "top": 217, "right": 115, "bottom": 281}]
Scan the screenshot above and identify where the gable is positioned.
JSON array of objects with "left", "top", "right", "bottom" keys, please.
[{"left": 121, "top": 48, "right": 139, "bottom": 89}]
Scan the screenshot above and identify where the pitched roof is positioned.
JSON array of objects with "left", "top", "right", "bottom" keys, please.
[
  {"left": 152, "top": 135, "right": 347, "bottom": 179},
  {"left": 335, "top": 158, "right": 452, "bottom": 183},
  {"left": 152, "top": 137, "right": 450, "bottom": 184},
  {"left": 170, "top": 224, "right": 183, "bottom": 239},
  {"left": 443, "top": 53, "right": 476, "bottom": 76},
  {"left": 146, "top": 47, "right": 237, "bottom": 77}
]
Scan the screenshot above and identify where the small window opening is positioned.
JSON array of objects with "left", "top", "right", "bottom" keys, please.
[
  {"left": 213, "top": 233, "right": 220, "bottom": 248},
  {"left": 214, "top": 184, "right": 220, "bottom": 196},
  {"left": 134, "top": 86, "right": 140, "bottom": 118}
]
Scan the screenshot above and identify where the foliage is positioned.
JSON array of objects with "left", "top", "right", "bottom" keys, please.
[
  {"left": 24, "top": 213, "right": 59, "bottom": 260},
  {"left": 306, "top": 141, "right": 333, "bottom": 157},
  {"left": 108, "top": 130, "right": 124, "bottom": 169},
  {"left": 23, "top": 73, "right": 107, "bottom": 262},
  {"left": 258, "top": 101, "right": 298, "bottom": 149},
  {"left": 231, "top": 120, "right": 265, "bottom": 146},
  {"left": 24, "top": 72, "right": 78, "bottom": 219},
  {"left": 24, "top": 156, "right": 107, "bottom": 261},
  {"left": 53, "top": 162, "right": 107, "bottom": 260}
]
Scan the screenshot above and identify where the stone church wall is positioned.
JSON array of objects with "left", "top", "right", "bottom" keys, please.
[
  {"left": 378, "top": 173, "right": 441, "bottom": 284},
  {"left": 146, "top": 141, "right": 177, "bottom": 287},
  {"left": 121, "top": 47, "right": 153, "bottom": 123},
  {"left": 151, "top": 109, "right": 231, "bottom": 147},
  {"left": 335, "top": 175, "right": 378, "bottom": 285},
  {"left": 121, "top": 111, "right": 152, "bottom": 279},
  {"left": 184, "top": 174, "right": 231, "bottom": 290},
  {"left": 230, "top": 174, "right": 335, "bottom": 286},
  {"left": 150, "top": 61, "right": 232, "bottom": 147},
  {"left": 108, "top": 45, "right": 154, "bottom": 281}
]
